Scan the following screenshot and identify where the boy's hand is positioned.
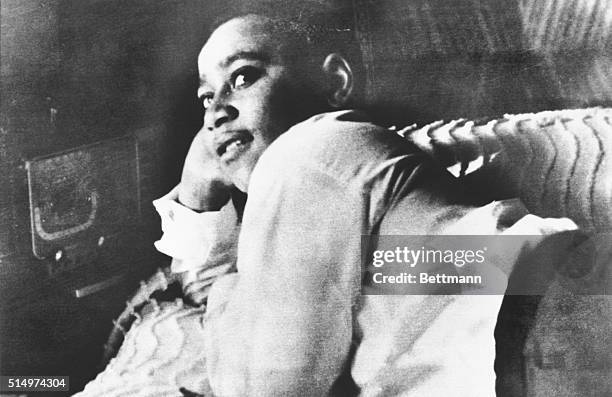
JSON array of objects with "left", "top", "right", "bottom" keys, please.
[{"left": 179, "top": 127, "right": 234, "bottom": 211}]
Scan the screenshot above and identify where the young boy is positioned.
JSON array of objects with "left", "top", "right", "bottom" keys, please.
[{"left": 155, "top": 9, "right": 577, "bottom": 397}]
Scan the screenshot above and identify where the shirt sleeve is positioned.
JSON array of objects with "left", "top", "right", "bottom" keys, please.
[
  {"left": 152, "top": 187, "right": 240, "bottom": 278},
  {"left": 153, "top": 186, "right": 219, "bottom": 272},
  {"left": 204, "top": 154, "right": 372, "bottom": 396}
]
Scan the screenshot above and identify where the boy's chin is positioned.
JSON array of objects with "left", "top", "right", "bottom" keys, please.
[
  {"left": 228, "top": 164, "right": 254, "bottom": 194},
  {"left": 220, "top": 147, "right": 263, "bottom": 193}
]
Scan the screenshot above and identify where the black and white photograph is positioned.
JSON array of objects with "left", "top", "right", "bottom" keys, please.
[{"left": 1, "top": 0, "right": 611, "bottom": 396}]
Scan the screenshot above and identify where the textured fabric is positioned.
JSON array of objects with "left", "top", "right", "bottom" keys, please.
[
  {"left": 404, "top": 108, "right": 612, "bottom": 232},
  {"left": 73, "top": 301, "right": 213, "bottom": 397}
]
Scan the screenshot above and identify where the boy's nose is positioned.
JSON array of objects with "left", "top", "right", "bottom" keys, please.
[{"left": 205, "top": 102, "right": 238, "bottom": 131}]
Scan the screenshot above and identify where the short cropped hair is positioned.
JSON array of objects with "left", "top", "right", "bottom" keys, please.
[{"left": 209, "top": 0, "right": 364, "bottom": 96}]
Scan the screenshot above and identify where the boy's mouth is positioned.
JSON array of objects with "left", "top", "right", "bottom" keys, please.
[{"left": 216, "top": 131, "right": 254, "bottom": 161}]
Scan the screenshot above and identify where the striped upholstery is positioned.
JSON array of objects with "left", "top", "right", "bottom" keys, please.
[{"left": 404, "top": 107, "right": 612, "bottom": 232}]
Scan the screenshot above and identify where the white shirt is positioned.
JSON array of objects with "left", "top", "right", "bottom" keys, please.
[{"left": 156, "top": 110, "right": 577, "bottom": 396}]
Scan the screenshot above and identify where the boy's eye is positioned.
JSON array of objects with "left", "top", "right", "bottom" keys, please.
[
  {"left": 202, "top": 95, "right": 213, "bottom": 110},
  {"left": 231, "top": 66, "right": 261, "bottom": 89}
]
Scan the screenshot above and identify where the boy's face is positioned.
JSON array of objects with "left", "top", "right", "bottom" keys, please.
[{"left": 197, "top": 15, "right": 323, "bottom": 191}]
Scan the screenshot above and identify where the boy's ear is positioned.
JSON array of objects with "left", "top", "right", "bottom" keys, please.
[{"left": 321, "top": 53, "right": 354, "bottom": 108}]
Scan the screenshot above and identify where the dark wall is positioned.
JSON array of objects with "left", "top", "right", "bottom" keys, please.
[
  {"left": 354, "top": 0, "right": 612, "bottom": 124},
  {"left": 56, "top": 0, "right": 206, "bottom": 151},
  {"left": 2, "top": 0, "right": 225, "bottom": 181},
  {"left": 1, "top": 0, "right": 230, "bottom": 259}
]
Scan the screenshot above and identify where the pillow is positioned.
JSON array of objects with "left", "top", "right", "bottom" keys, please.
[{"left": 402, "top": 107, "right": 612, "bottom": 232}]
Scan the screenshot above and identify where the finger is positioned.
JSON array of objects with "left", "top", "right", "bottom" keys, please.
[
  {"left": 179, "top": 128, "right": 234, "bottom": 210},
  {"left": 178, "top": 177, "right": 231, "bottom": 211}
]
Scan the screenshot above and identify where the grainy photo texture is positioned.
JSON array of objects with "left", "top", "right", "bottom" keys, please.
[{"left": 1, "top": 0, "right": 610, "bottom": 396}]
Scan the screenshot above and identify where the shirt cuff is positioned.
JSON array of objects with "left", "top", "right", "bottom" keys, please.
[{"left": 153, "top": 189, "right": 221, "bottom": 274}]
